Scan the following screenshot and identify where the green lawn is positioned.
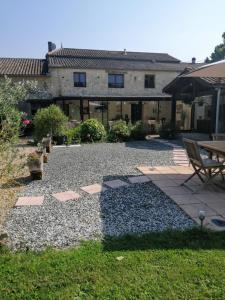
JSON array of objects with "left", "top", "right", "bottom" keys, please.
[{"left": 1, "top": 228, "right": 225, "bottom": 300}]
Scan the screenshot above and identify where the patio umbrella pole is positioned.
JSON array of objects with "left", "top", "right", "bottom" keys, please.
[{"left": 215, "top": 87, "right": 221, "bottom": 134}]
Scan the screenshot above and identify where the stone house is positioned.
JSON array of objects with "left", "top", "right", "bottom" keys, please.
[{"left": 0, "top": 42, "right": 199, "bottom": 129}]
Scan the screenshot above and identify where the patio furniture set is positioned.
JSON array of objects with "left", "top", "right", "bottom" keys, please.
[{"left": 182, "top": 134, "right": 225, "bottom": 192}]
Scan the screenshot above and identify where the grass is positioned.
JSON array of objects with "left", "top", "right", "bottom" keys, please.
[{"left": 1, "top": 228, "right": 225, "bottom": 299}]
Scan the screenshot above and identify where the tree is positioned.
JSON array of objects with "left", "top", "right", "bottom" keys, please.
[
  {"left": 205, "top": 32, "right": 225, "bottom": 63},
  {"left": 33, "top": 105, "right": 68, "bottom": 141},
  {"left": 0, "top": 76, "right": 38, "bottom": 179}
]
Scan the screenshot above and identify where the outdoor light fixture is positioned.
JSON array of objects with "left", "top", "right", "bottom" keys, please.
[{"left": 198, "top": 210, "right": 206, "bottom": 230}]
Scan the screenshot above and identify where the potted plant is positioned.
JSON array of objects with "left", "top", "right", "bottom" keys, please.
[{"left": 27, "top": 151, "right": 43, "bottom": 180}]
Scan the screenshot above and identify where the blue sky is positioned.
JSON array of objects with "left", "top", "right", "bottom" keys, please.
[{"left": 1, "top": 0, "right": 225, "bottom": 62}]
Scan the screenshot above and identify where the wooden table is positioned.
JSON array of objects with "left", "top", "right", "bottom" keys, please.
[
  {"left": 198, "top": 141, "right": 225, "bottom": 190},
  {"left": 198, "top": 141, "right": 225, "bottom": 158}
]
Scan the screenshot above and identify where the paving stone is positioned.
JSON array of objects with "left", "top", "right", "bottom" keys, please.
[
  {"left": 137, "top": 166, "right": 161, "bottom": 175},
  {"left": 153, "top": 179, "right": 180, "bottom": 187},
  {"left": 173, "top": 156, "right": 188, "bottom": 159},
  {"left": 193, "top": 215, "right": 225, "bottom": 231},
  {"left": 147, "top": 174, "right": 170, "bottom": 181},
  {"left": 104, "top": 179, "right": 129, "bottom": 189},
  {"left": 180, "top": 203, "right": 217, "bottom": 218},
  {"left": 170, "top": 194, "right": 202, "bottom": 205},
  {"left": 173, "top": 157, "right": 188, "bottom": 161},
  {"left": 160, "top": 186, "right": 192, "bottom": 196},
  {"left": 52, "top": 191, "right": 80, "bottom": 202},
  {"left": 128, "top": 175, "right": 150, "bottom": 184},
  {"left": 81, "top": 183, "right": 107, "bottom": 194},
  {"left": 15, "top": 196, "right": 44, "bottom": 206},
  {"left": 169, "top": 174, "right": 191, "bottom": 180}
]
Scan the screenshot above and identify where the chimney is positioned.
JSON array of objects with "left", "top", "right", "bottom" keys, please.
[
  {"left": 48, "top": 41, "right": 56, "bottom": 52},
  {"left": 192, "top": 57, "right": 196, "bottom": 64}
]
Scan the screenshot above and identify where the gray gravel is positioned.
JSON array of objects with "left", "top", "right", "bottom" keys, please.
[{"left": 5, "top": 140, "right": 195, "bottom": 250}]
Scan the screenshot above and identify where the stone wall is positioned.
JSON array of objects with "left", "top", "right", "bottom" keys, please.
[{"left": 48, "top": 68, "right": 180, "bottom": 98}]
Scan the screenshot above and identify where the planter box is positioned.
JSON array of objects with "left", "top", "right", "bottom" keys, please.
[
  {"left": 27, "top": 152, "right": 43, "bottom": 180},
  {"left": 43, "top": 153, "right": 48, "bottom": 163},
  {"left": 42, "top": 137, "right": 52, "bottom": 153}
]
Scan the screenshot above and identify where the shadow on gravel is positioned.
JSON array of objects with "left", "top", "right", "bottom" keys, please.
[
  {"left": 97, "top": 174, "right": 221, "bottom": 252},
  {"left": 125, "top": 140, "right": 173, "bottom": 151},
  {"left": 0, "top": 175, "right": 31, "bottom": 189},
  {"left": 102, "top": 228, "right": 225, "bottom": 251}
]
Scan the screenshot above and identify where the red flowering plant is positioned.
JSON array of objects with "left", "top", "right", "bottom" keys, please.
[{"left": 19, "top": 112, "right": 32, "bottom": 136}]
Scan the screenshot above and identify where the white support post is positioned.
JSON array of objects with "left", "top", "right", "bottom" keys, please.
[{"left": 215, "top": 87, "right": 221, "bottom": 134}]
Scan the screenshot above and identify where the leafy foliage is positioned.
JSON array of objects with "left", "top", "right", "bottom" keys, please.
[
  {"left": 65, "top": 126, "right": 81, "bottom": 145},
  {"left": 107, "top": 120, "right": 130, "bottom": 142},
  {"left": 33, "top": 105, "right": 68, "bottom": 142},
  {"left": 131, "top": 121, "right": 149, "bottom": 140},
  {"left": 80, "top": 119, "right": 106, "bottom": 142},
  {"left": 107, "top": 130, "right": 120, "bottom": 142},
  {"left": 205, "top": 32, "right": 225, "bottom": 62},
  {"left": 0, "top": 77, "right": 38, "bottom": 179},
  {"left": 158, "top": 122, "right": 180, "bottom": 139}
]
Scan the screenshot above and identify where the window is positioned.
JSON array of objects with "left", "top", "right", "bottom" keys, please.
[
  {"left": 73, "top": 72, "right": 86, "bottom": 87},
  {"left": 145, "top": 74, "right": 155, "bottom": 88},
  {"left": 108, "top": 74, "right": 124, "bottom": 88}
]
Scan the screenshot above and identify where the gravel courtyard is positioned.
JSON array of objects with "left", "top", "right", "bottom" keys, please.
[{"left": 6, "top": 140, "right": 195, "bottom": 250}]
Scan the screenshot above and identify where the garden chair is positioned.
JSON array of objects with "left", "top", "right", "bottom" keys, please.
[{"left": 181, "top": 138, "right": 225, "bottom": 192}]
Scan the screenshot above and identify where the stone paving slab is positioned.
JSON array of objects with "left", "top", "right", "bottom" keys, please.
[
  {"left": 15, "top": 196, "right": 44, "bottom": 206},
  {"left": 193, "top": 215, "right": 225, "bottom": 231},
  {"left": 52, "top": 191, "right": 80, "bottom": 202},
  {"left": 137, "top": 165, "right": 225, "bottom": 231},
  {"left": 171, "top": 194, "right": 203, "bottom": 205},
  {"left": 81, "top": 183, "right": 107, "bottom": 194},
  {"left": 180, "top": 203, "right": 217, "bottom": 218},
  {"left": 104, "top": 179, "right": 129, "bottom": 189},
  {"left": 128, "top": 175, "right": 150, "bottom": 184}
]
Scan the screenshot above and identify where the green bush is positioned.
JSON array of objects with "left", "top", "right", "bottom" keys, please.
[
  {"left": 131, "top": 121, "right": 149, "bottom": 140},
  {"left": 107, "top": 130, "right": 119, "bottom": 143},
  {"left": 65, "top": 126, "right": 81, "bottom": 145},
  {"left": 80, "top": 119, "right": 106, "bottom": 142},
  {"left": 33, "top": 105, "right": 68, "bottom": 141},
  {"left": 108, "top": 120, "right": 130, "bottom": 142},
  {"left": 158, "top": 122, "right": 180, "bottom": 139}
]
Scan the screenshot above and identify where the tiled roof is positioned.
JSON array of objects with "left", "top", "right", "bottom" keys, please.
[
  {"left": 163, "top": 65, "right": 225, "bottom": 93},
  {"left": 181, "top": 66, "right": 225, "bottom": 85},
  {"left": 48, "top": 48, "right": 180, "bottom": 63},
  {"left": 0, "top": 58, "right": 47, "bottom": 76},
  {"left": 48, "top": 56, "right": 195, "bottom": 72}
]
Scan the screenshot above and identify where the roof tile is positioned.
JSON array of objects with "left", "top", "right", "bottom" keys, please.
[{"left": 0, "top": 58, "right": 47, "bottom": 76}]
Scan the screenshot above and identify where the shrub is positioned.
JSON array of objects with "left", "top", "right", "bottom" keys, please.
[
  {"left": 107, "top": 130, "right": 119, "bottom": 143},
  {"left": 27, "top": 152, "right": 40, "bottom": 163},
  {"left": 80, "top": 119, "right": 106, "bottom": 142},
  {"left": 108, "top": 120, "right": 130, "bottom": 142},
  {"left": 33, "top": 105, "right": 68, "bottom": 141},
  {"left": 131, "top": 121, "right": 149, "bottom": 140},
  {"left": 158, "top": 122, "right": 180, "bottom": 139},
  {"left": 65, "top": 126, "right": 81, "bottom": 145},
  {"left": 0, "top": 77, "right": 38, "bottom": 180}
]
